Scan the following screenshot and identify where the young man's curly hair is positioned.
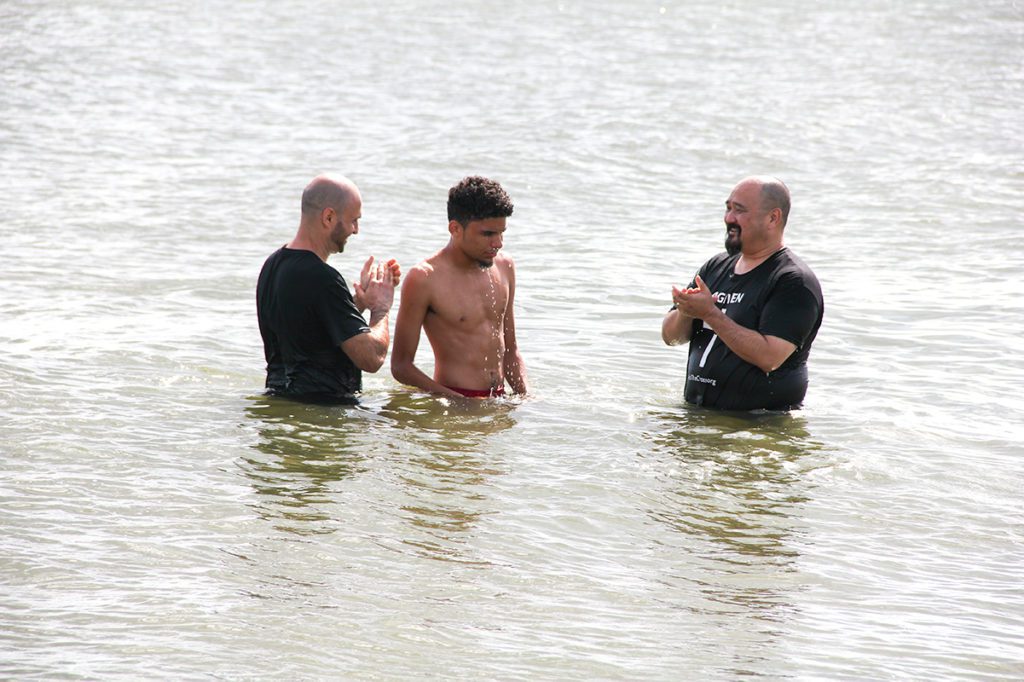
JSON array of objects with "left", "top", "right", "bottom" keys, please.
[{"left": 447, "top": 176, "right": 514, "bottom": 226}]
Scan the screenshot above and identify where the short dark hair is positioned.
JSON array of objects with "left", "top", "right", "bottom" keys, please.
[
  {"left": 447, "top": 176, "right": 514, "bottom": 225},
  {"left": 759, "top": 179, "right": 791, "bottom": 228}
]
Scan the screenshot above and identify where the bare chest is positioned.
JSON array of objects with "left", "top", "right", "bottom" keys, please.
[{"left": 428, "top": 270, "right": 509, "bottom": 329}]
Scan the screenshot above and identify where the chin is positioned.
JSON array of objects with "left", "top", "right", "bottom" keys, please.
[
  {"left": 477, "top": 259, "right": 495, "bottom": 269},
  {"left": 725, "top": 235, "right": 742, "bottom": 256}
]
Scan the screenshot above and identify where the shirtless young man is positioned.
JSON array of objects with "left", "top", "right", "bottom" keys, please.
[{"left": 391, "top": 176, "right": 528, "bottom": 399}]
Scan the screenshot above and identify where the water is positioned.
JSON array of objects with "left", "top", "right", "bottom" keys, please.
[{"left": 2, "top": 0, "right": 1023, "bottom": 678}]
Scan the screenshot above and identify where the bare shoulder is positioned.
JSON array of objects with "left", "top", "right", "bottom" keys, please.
[
  {"left": 495, "top": 254, "right": 517, "bottom": 281},
  {"left": 404, "top": 254, "right": 443, "bottom": 288}
]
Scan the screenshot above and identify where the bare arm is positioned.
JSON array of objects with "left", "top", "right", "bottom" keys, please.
[
  {"left": 674, "top": 276, "right": 796, "bottom": 373},
  {"left": 502, "top": 259, "right": 528, "bottom": 395},
  {"left": 390, "top": 267, "right": 463, "bottom": 398},
  {"left": 341, "top": 263, "right": 394, "bottom": 373},
  {"left": 341, "top": 308, "right": 390, "bottom": 372}
]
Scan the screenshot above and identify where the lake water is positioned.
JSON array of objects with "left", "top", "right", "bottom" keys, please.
[{"left": 2, "top": 0, "right": 1023, "bottom": 678}]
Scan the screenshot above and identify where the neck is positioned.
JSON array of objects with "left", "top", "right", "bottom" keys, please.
[
  {"left": 443, "top": 241, "right": 480, "bottom": 270},
  {"left": 288, "top": 227, "right": 329, "bottom": 262},
  {"left": 736, "top": 242, "right": 784, "bottom": 274}
]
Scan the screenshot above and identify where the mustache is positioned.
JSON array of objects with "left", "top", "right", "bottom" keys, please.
[{"left": 726, "top": 222, "right": 741, "bottom": 231}]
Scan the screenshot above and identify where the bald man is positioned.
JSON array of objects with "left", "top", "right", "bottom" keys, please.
[
  {"left": 256, "top": 175, "right": 401, "bottom": 403},
  {"left": 662, "top": 176, "right": 823, "bottom": 410}
]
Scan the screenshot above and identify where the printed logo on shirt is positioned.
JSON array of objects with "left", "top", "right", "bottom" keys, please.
[
  {"left": 688, "top": 374, "right": 717, "bottom": 386},
  {"left": 713, "top": 292, "right": 744, "bottom": 305}
]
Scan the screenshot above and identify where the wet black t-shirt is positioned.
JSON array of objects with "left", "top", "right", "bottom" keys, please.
[
  {"left": 256, "top": 247, "right": 370, "bottom": 402},
  {"left": 682, "top": 248, "right": 823, "bottom": 411}
]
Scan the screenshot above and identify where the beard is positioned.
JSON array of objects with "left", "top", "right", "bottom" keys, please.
[
  {"left": 477, "top": 259, "right": 495, "bottom": 269},
  {"left": 724, "top": 223, "right": 742, "bottom": 256},
  {"left": 330, "top": 225, "right": 348, "bottom": 253}
]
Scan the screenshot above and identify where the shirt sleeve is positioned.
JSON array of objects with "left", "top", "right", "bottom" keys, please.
[
  {"left": 759, "top": 273, "right": 821, "bottom": 348},
  {"left": 316, "top": 269, "right": 371, "bottom": 346}
]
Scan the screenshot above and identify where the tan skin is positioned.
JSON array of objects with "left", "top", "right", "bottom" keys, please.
[
  {"left": 661, "top": 177, "right": 797, "bottom": 374},
  {"left": 391, "top": 217, "right": 528, "bottom": 398},
  {"left": 288, "top": 175, "right": 401, "bottom": 373}
]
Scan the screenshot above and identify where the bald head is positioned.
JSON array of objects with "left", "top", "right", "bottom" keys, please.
[
  {"left": 301, "top": 175, "right": 359, "bottom": 218},
  {"left": 737, "top": 176, "right": 791, "bottom": 228}
]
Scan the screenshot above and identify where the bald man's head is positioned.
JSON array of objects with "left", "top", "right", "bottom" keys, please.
[
  {"left": 737, "top": 175, "right": 791, "bottom": 228},
  {"left": 301, "top": 175, "right": 359, "bottom": 218}
]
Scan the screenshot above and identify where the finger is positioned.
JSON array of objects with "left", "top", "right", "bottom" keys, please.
[{"left": 695, "top": 275, "right": 708, "bottom": 292}]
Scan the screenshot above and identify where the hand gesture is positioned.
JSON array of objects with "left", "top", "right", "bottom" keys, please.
[
  {"left": 383, "top": 258, "right": 401, "bottom": 287},
  {"left": 355, "top": 256, "right": 401, "bottom": 310},
  {"left": 353, "top": 259, "right": 394, "bottom": 316},
  {"left": 671, "top": 275, "right": 717, "bottom": 320}
]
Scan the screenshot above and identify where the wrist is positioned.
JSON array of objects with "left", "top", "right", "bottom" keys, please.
[{"left": 704, "top": 306, "right": 727, "bottom": 329}]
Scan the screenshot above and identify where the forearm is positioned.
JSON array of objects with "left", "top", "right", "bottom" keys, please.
[
  {"left": 703, "top": 308, "right": 784, "bottom": 373},
  {"left": 503, "top": 350, "right": 528, "bottom": 395},
  {"left": 342, "top": 310, "right": 390, "bottom": 373},
  {"left": 662, "top": 308, "right": 693, "bottom": 346},
  {"left": 363, "top": 309, "right": 390, "bottom": 367},
  {"left": 391, "top": 356, "right": 462, "bottom": 397}
]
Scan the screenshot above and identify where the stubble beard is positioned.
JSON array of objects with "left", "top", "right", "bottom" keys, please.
[{"left": 331, "top": 226, "right": 348, "bottom": 254}]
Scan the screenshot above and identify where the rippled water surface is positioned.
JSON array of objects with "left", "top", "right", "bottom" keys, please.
[{"left": 2, "top": 0, "right": 1023, "bottom": 678}]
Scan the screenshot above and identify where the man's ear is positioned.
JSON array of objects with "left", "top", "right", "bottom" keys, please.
[
  {"left": 321, "top": 206, "right": 336, "bottom": 228},
  {"left": 448, "top": 219, "right": 463, "bottom": 237}
]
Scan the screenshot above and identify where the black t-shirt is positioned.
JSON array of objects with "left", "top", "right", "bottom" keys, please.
[
  {"left": 682, "top": 248, "right": 823, "bottom": 411},
  {"left": 256, "top": 247, "right": 370, "bottom": 401}
]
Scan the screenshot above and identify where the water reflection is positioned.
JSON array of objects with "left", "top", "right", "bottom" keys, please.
[
  {"left": 241, "top": 396, "right": 371, "bottom": 536},
  {"left": 377, "top": 391, "right": 517, "bottom": 565},
  {"left": 644, "top": 406, "right": 823, "bottom": 621}
]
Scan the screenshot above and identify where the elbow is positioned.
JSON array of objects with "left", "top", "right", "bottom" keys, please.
[
  {"left": 360, "top": 345, "right": 388, "bottom": 374},
  {"left": 390, "top": 356, "right": 411, "bottom": 383},
  {"left": 756, "top": 356, "right": 786, "bottom": 374},
  {"left": 661, "top": 327, "right": 686, "bottom": 346},
  {"left": 358, "top": 355, "right": 385, "bottom": 374}
]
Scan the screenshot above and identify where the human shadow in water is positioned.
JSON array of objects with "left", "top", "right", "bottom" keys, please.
[
  {"left": 642, "top": 406, "right": 826, "bottom": 621},
  {"left": 241, "top": 395, "right": 373, "bottom": 536},
  {"left": 374, "top": 390, "right": 518, "bottom": 565}
]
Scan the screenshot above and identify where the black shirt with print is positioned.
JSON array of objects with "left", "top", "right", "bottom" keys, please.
[{"left": 683, "top": 248, "right": 823, "bottom": 411}]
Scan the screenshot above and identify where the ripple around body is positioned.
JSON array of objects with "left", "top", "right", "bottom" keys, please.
[{"left": 2, "top": 0, "right": 1023, "bottom": 679}]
